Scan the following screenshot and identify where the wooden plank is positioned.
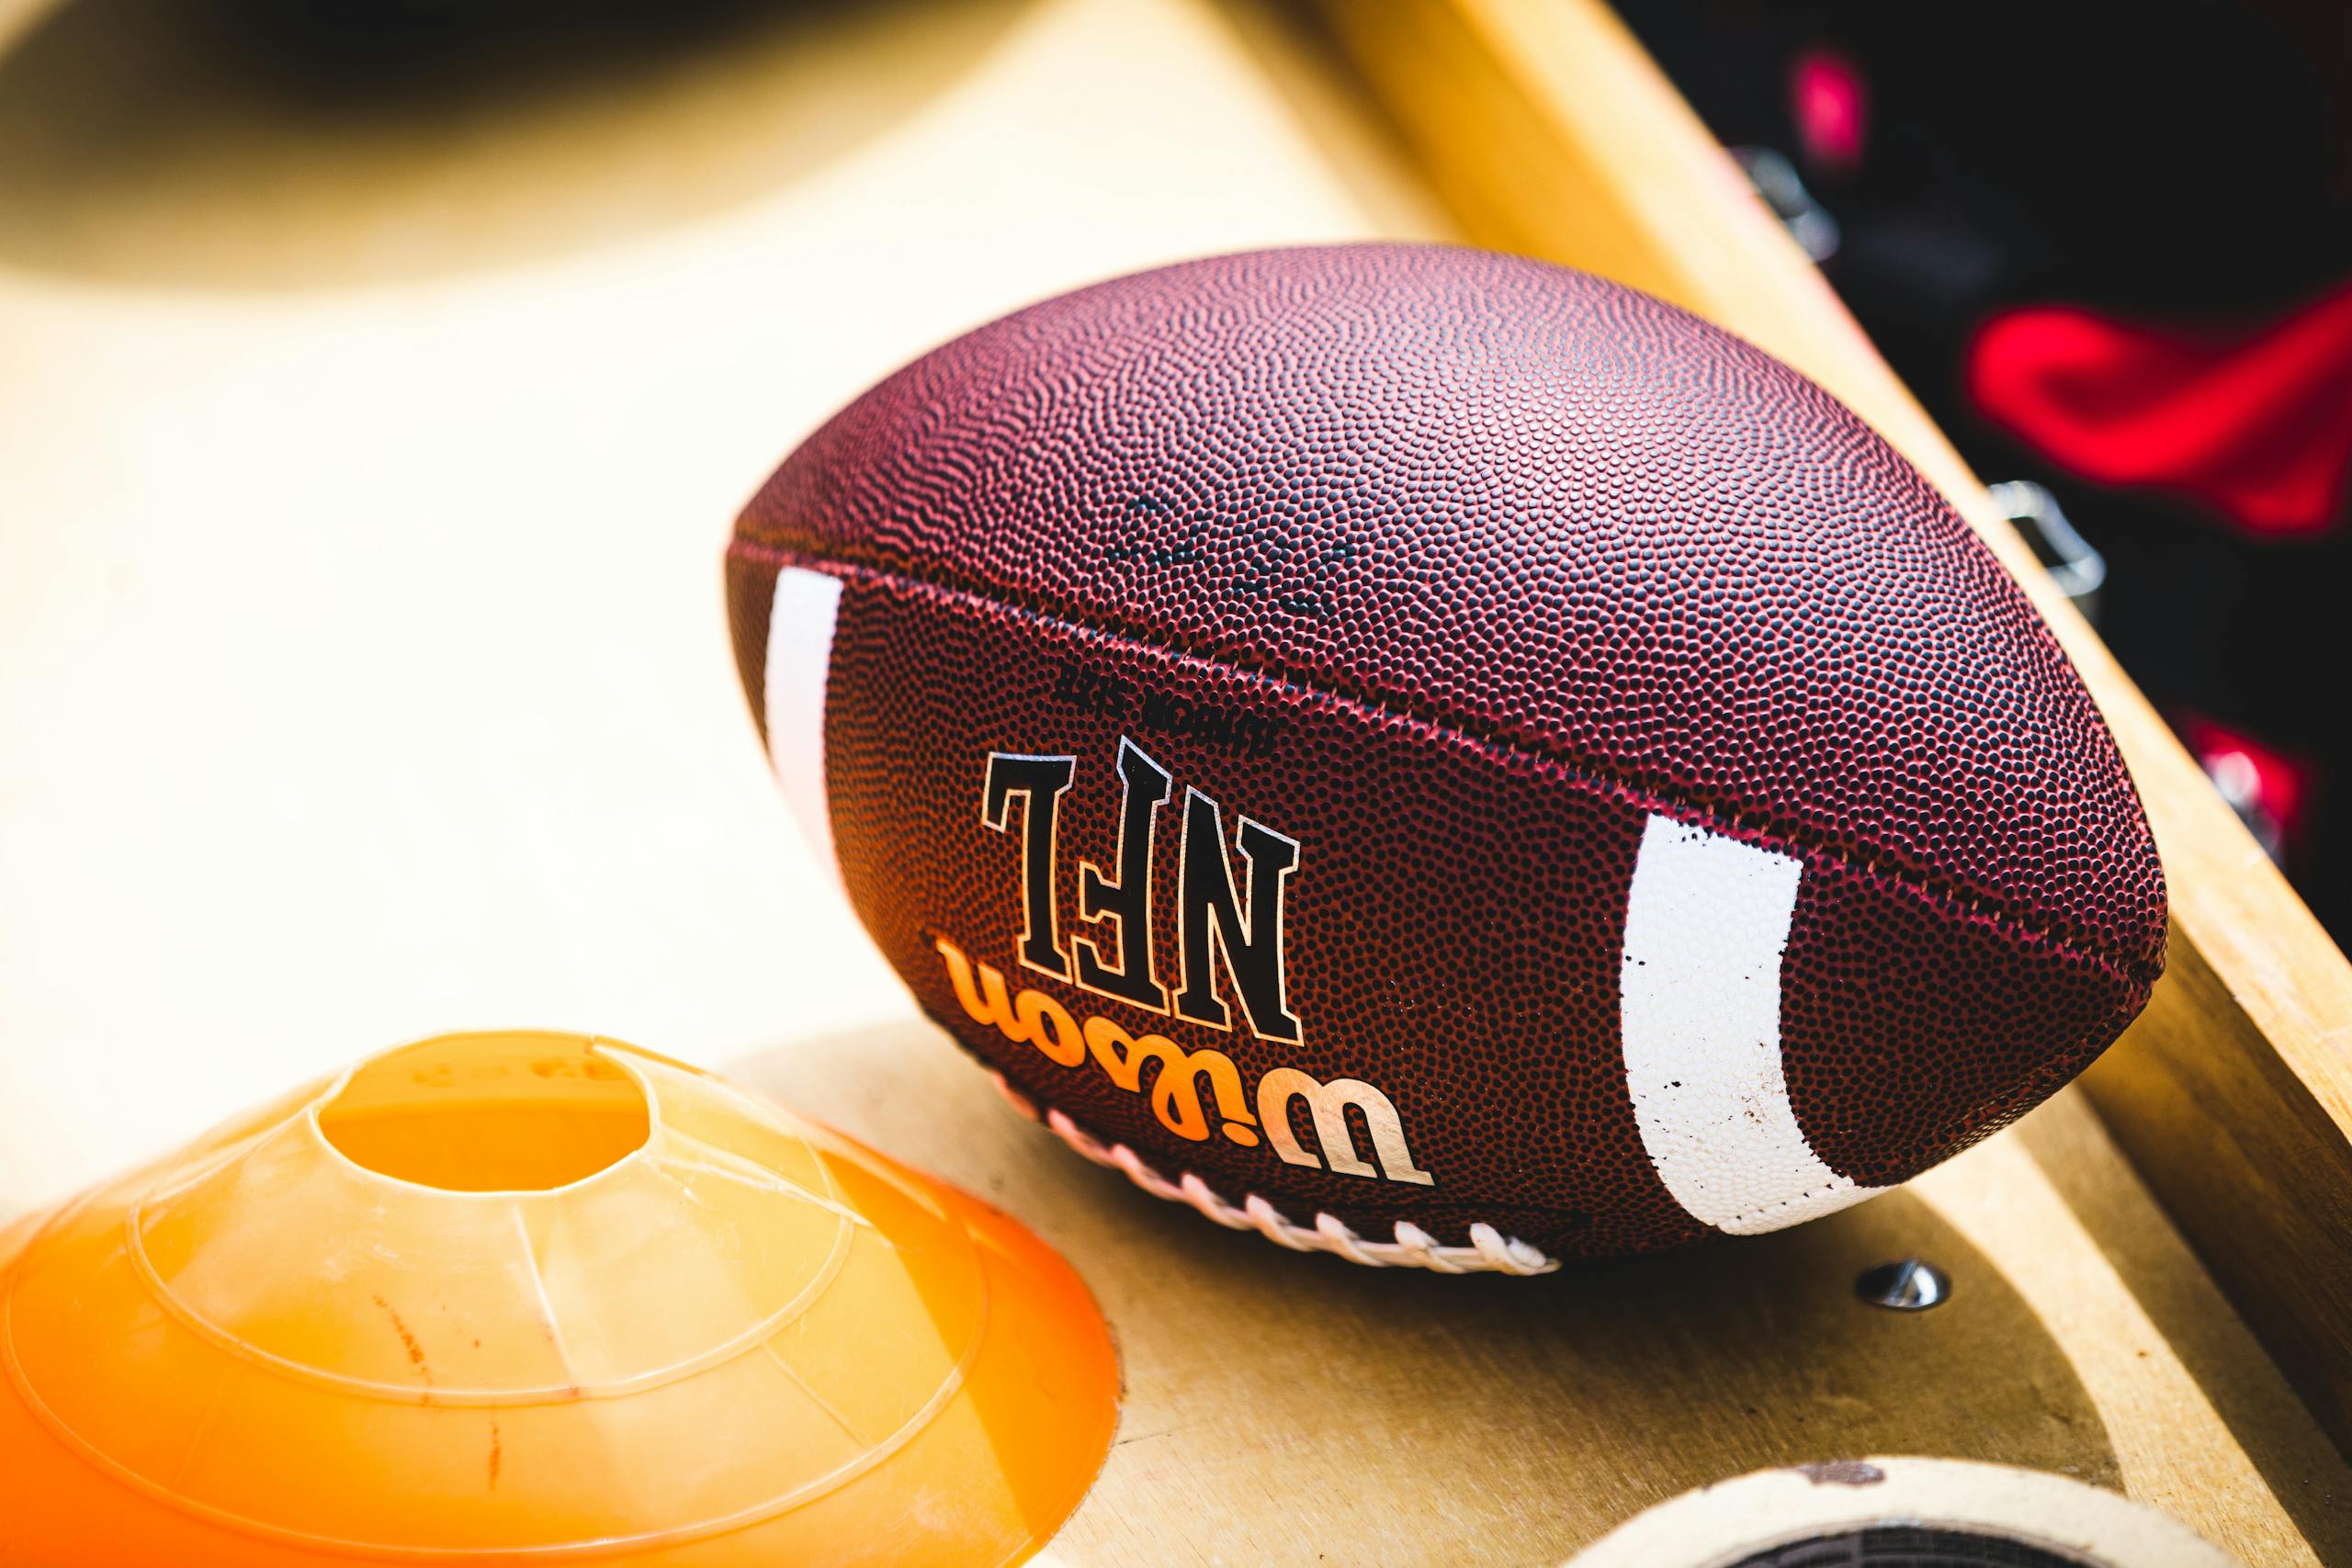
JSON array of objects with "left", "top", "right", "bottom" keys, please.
[{"left": 1308, "top": 0, "right": 2352, "bottom": 1457}]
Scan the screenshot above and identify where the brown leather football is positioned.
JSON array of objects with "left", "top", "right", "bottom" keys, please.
[{"left": 725, "top": 244, "right": 2165, "bottom": 1272}]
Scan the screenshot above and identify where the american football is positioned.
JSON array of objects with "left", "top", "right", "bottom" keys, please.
[{"left": 724, "top": 243, "right": 2166, "bottom": 1272}]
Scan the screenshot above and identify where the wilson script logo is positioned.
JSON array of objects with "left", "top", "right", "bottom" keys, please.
[{"left": 936, "top": 736, "right": 1432, "bottom": 1187}]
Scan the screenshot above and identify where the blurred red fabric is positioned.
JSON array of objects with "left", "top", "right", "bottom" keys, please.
[{"left": 1967, "top": 282, "right": 2352, "bottom": 537}]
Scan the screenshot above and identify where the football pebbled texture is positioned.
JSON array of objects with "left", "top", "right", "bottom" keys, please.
[{"left": 726, "top": 243, "right": 2165, "bottom": 1269}]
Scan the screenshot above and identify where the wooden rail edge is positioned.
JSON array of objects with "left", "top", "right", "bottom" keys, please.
[{"left": 1305, "top": 0, "right": 2352, "bottom": 1452}]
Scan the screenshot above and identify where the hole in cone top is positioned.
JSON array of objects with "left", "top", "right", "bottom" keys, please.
[{"left": 316, "top": 1031, "right": 650, "bottom": 1192}]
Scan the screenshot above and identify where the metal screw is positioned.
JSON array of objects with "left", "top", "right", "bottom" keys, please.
[{"left": 1856, "top": 1258, "right": 1951, "bottom": 1311}]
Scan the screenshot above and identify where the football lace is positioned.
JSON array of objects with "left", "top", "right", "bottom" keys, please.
[{"left": 987, "top": 1073, "right": 1560, "bottom": 1276}]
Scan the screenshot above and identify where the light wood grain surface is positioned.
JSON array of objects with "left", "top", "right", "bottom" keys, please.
[
  {"left": 0, "top": 0, "right": 1439, "bottom": 1214},
  {"left": 0, "top": 0, "right": 2343, "bottom": 1562}
]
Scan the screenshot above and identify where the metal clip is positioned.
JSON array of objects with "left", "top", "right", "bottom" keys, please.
[
  {"left": 1730, "top": 146, "right": 1839, "bottom": 264},
  {"left": 1988, "top": 479, "right": 2107, "bottom": 624}
]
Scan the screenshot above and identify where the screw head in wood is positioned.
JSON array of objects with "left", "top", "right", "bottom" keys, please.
[{"left": 1856, "top": 1258, "right": 1951, "bottom": 1311}]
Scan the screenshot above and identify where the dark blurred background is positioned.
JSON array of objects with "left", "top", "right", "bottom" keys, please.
[{"left": 1619, "top": 0, "right": 2352, "bottom": 943}]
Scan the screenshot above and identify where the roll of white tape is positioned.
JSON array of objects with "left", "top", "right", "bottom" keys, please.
[{"left": 1566, "top": 1457, "right": 2239, "bottom": 1568}]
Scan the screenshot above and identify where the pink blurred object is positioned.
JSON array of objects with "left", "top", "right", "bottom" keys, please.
[
  {"left": 1789, "top": 48, "right": 1869, "bottom": 177},
  {"left": 2177, "top": 712, "right": 2316, "bottom": 866}
]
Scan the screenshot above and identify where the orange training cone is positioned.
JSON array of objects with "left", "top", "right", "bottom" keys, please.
[{"left": 0, "top": 1030, "right": 1118, "bottom": 1565}]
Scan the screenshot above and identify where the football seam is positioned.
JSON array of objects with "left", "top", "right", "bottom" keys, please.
[{"left": 729, "top": 536, "right": 2160, "bottom": 994}]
